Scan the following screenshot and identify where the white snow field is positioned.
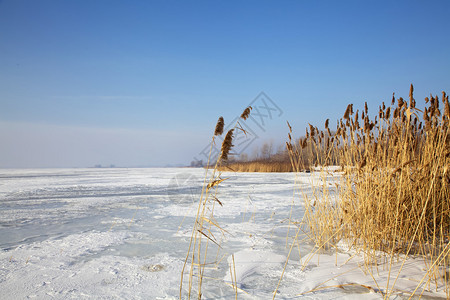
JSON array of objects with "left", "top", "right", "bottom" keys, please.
[{"left": 0, "top": 168, "right": 447, "bottom": 299}]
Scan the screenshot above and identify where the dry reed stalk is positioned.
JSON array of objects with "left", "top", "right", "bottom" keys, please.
[{"left": 181, "top": 107, "right": 252, "bottom": 299}]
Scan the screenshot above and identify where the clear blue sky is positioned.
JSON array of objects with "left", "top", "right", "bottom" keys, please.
[{"left": 1, "top": 0, "right": 449, "bottom": 168}]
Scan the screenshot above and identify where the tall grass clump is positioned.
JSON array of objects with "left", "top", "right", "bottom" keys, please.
[
  {"left": 286, "top": 85, "right": 450, "bottom": 298},
  {"left": 180, "top": 107, "right": 252, "bottom": 299}
]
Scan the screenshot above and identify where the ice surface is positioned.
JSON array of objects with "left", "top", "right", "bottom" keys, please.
[{"left": 0, "top": 168, "right": 447, "bottom": 299}]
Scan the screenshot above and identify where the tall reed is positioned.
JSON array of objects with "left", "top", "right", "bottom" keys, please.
[{"left": 180, "top": 107, "right": 252, "bottom": 299}]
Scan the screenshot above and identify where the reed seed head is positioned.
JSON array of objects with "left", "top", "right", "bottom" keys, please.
[
  {"left": 409, "top": 84, "right": 416, "bottom": 108},
  {"left": 286, "top": 142, "right": 293, "bottom": 152},
  {"left": 394, "top": 107, "right": 399, "bottom": 118},
  {"left": 309, "top": 124, "right": 315, "bottom": 137},
  {"left": 220, "top": 129, "right": 234, "bottom": 161},
  {"left": 240, "top": 106, "right": 252, "bottom": 120},
  {"left": 444, "top": 98, "right": 450, "bottom": 119},
  {"left": 214, "top": 117, "right": 225, "bottom": 136},
  {"left": 302, "top": 138, "right": 308, "bottom": 149},
  {"left": 398, "top": 97, "right": 404, "bottom": 109},
  {"left": 287, "top": 121, "right": 292, "bottom": 133},
  {"left": 344, "top": 104, "right": 353, "bottom": 120}
]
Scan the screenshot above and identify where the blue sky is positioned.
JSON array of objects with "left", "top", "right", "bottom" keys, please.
[{"left": 1, "top": 0, "right": 449, "bottom": 168}]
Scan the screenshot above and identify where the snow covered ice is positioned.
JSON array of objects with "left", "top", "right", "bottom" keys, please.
[
  {"left": 0, "top": 168, "right": 447, "bottom": 299},
  {"left": 0, "top": 168, "right": 295, "bottom": 299}
]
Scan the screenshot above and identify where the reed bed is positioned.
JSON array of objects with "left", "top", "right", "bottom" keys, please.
[
  {"left": 218, "top": 160, "right": 293, "bottom": 173},
  {"left": 286, "top": 85, "right": 450, "bottom": 298}
]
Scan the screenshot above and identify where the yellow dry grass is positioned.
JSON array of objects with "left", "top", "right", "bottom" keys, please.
[
  {"left": 217, "top": 160, "right": 293, "bottom": 173},
  {"left": 285, "top": 85, "right": 450, "bottom": 298}
]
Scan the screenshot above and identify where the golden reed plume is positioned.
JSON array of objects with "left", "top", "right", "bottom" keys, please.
[
  {"left": 220, "top": 129, "right": 234, "bottom": 161},
  {"left": 240, "top": 106, "right": 252, "bottom": 120},
  {"left": 214, "top": 116, "right": 224, "bottom": 136}
]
